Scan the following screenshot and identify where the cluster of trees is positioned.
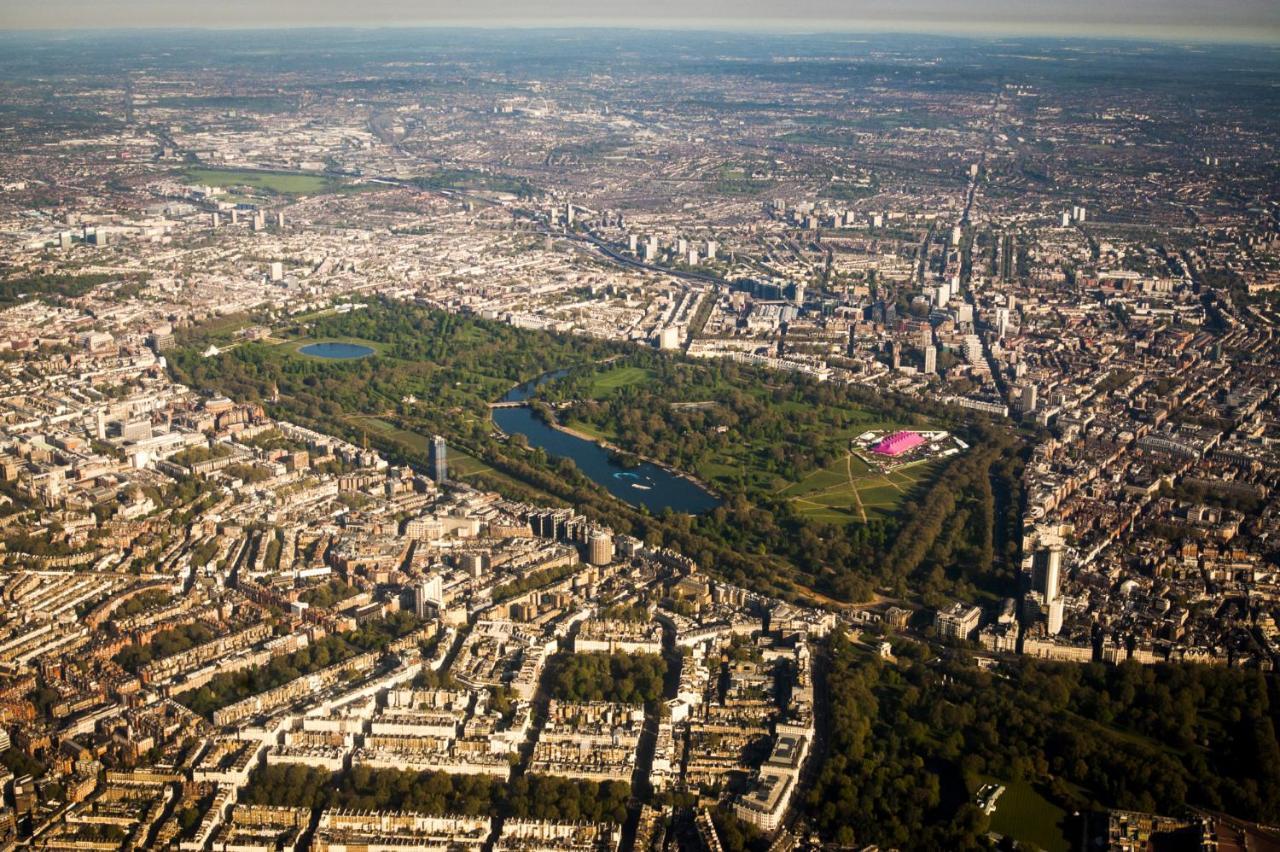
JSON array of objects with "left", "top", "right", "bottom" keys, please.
[
  {"left": 298, "top": 578, "right": 357, "bottom": 608},
  {"left": 545, "top": 355, "right": 925, "bottom": 486},
  {"left": 0, "top": 746, "right": 45, "bottom": 779},
  {"left": 241, "top": 428, "right": 308, "bottom": 452},
  {"left": 169, "top": 298, "right": 625, "bottom": 434},
  {"left": 177, "top": 635, "right": 361, "bottom": 717},
  {"left": 879, "top": 427, "right": 1025, "bottom": 604},
  {"left": 259, "top": 531, "right": 283, "bottom": 571},
  {"left": 492, "top": 562, "right": 578, "bottom": 603},
  {"left": 807, "top": 633, "right": 1280, "bottom": 848},
  {"left": 3, "top": 528, "right": 88, "bottom": 558},
  {"left": 411, "top": 667, "right": 462, "bottom": 690},
  {"left": 173, "top": 790, "right": 220, "bottom": 839},
  {"left": 547, "top": 652, "right": 667, "bottom": 704},
  {"left": 172, "top": 443, "right": 235, "bottom": 465},
  {"left": 335, "top": 764, "right": 504, "bottom": 814},
  {"left": 0, "top": 271, "right": 142, "bottom": 306},
  {"left": 1163, "top": 479, "right": 1264, "bottom": 515},
  {"left": 115, "top": 588, "right": 172, "bottom": 618},
  {"left": 240, "top": 765, "right": 628, "bottom": 824},
  {"left": 223, "top": 462, "right": 273, "bottom": 484},
  {"left": 113, "top": 622, "right": 215, "bottom": 673},
  {"left": 177, "top": 612, "right": 420, "bottom": 716},
  {"left": 411, "top": 169, "right": 538, "bottom": 199},
  {"left": 598, "top": 602, "right": 651, "bottom": 623},
  {"left": 240, "top": 765, "right": 336, "bottom": 809},
  {"left": 710, "top": 810, "right": 770, "bottom": 852},
  {"left": 504, "top": 775, "right": 630, "bottom": 824},
  {"left": 73, "top": 824, "right": 127, "bottom": 843}
]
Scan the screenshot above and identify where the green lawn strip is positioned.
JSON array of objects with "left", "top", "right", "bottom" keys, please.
[
  {"left": 350, "top": 416, "right": 561, "bottom": 505},
  {"left": 795, "top": 508, "right": 858, "bottom": 523},
  {"left": 351, "top": 416, "right": 430, "bottom": 453},
  {"left": 701, "top": 460, "right": 742, "bottom": 481},
  {"left": 565, "top": 420, "right": 614, "bottom": 441}
]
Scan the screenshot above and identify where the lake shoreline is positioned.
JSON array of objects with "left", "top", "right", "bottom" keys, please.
[
  {"left": 494, "top": 370, "right": 720, "bottom": 513},
  {"left": 541, "top": 410, "right": 722, "bottom": 501}
]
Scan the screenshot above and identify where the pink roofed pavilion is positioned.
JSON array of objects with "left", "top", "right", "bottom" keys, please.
[{"left": 871, "top": 430, "right": 926, "bottom": 457}]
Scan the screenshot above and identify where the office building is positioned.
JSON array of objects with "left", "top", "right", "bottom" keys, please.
[
  {"left": 587, "top": 530, "right": 614, "bottom": 566},
  {"left": 1022, "top": 383, "right": 1038, "bottom": 414},
  {"left": 415, "top": 575, "right": 444, "bottom": 618},
  {"left": 1033, "top": 545, "right": 1063, "bottom": 604},
  {"left": 935, "top": 603, "right": 982, "bottom": 641},
  {"left": 429, "top": 435, "right": 447, "bottom": 483}
]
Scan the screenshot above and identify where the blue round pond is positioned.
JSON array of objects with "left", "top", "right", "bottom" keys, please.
[{"left": 299, "top": 342, "right": 375, "bottom": 360}]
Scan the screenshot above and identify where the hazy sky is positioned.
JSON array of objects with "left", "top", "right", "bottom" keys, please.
[{"left": 2, "top": 0, "right": 1278, "bottom": 42}]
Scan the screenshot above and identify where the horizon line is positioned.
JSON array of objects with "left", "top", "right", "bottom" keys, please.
[{"left": 0, "top": 20, "right": 1278, "bottom": 47}]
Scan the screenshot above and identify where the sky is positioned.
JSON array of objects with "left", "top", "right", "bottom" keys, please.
[{"left": 2, "top": 0, "right": 1278, "bottom": 43}]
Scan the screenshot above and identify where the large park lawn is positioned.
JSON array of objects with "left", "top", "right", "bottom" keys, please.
[
  {"left": 183, "top": 166, "right": 340, "bottom": 196},
  {"left": 777, "top": 453, "right": 937, "bottom": 523}
]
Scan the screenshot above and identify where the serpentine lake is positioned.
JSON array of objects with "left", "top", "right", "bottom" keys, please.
[{"left": 493, "top": 372, "right": 720, "bottom": 515}]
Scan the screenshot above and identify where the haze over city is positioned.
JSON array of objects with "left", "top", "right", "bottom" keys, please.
[{"left": 3, "top": 0, "right": 1280, "bottom": 41}]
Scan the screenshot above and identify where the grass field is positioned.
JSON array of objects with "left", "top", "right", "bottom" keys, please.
[
  {"left": 982, "top": 777, "right": 1072, "bottom": 852},
  {"left": 349, "top": 416, "right": 430, "bottom": 453},
  {"left": 776, "top": 454, "right": 937, "bottom": 523},
  {"left": 712, "top": 165, "right": 776, "bottom": 196},
  {"left": 587, "top": 366, "right": 653, "bottom": 396},
  {"left": 183, "top": 167, "right": 338, "bottom": 196},
  {"left": 565, "top": 420, "right": 614, "bottom": 441},
  {"left": 179, "top": 311, "right": 252, "bottom": 343}
]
